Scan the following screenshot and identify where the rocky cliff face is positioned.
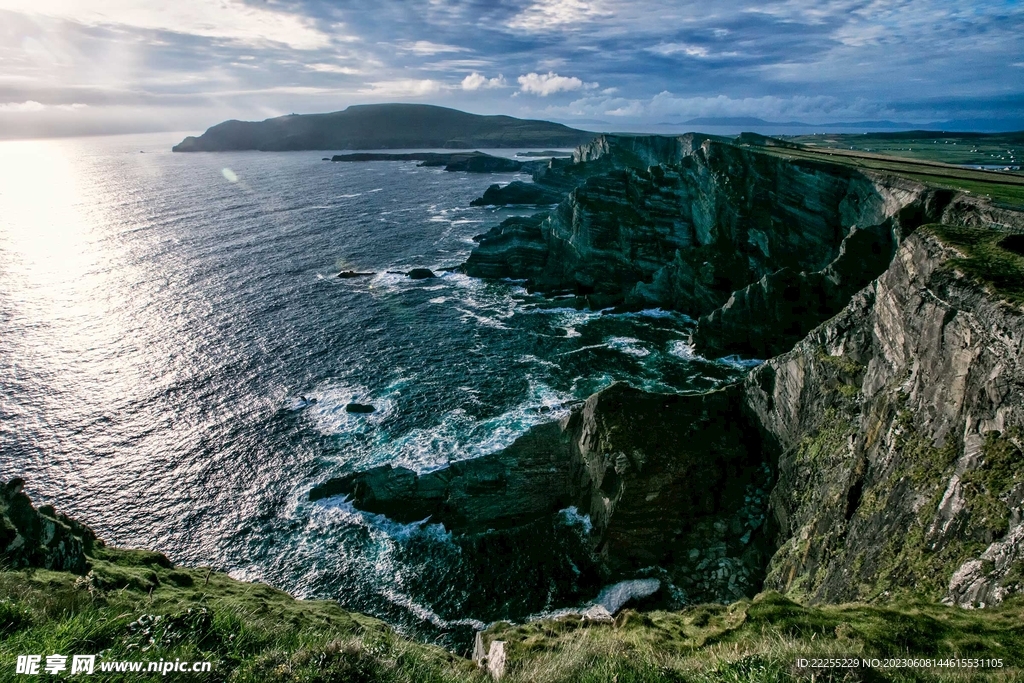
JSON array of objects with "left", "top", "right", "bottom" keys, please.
[
  {"left": 746, "top": 230, "right": 1024, "bottom": 606},
  {"left": 324, "top": 135, "right": 1024, "bottom": 613},
  {"left": 1, "top": 478, "right": 96, "bottom": 573},
  {"left": 465, "top": 136, "right": 960, "bottom": 333},
  {"left": 561, "top": 384, "right": 771, "bottom": 603}
]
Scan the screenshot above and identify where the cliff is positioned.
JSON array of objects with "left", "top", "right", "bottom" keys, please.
[
  {"left": 172, "top": 104, "right": 596, "bottom": 152},
  {"left": 464, "top": 134, "right": 1022, "bottom": 354},
  {"left": 329, "top": 134, "right": 1024, "bottom": 615},
  {"left": 747, "top": 228, "right": 1024, "bottom": 607}
]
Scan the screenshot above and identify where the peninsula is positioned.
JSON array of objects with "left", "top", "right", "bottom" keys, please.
[{"left": 171, "top": 103, "right": 596, "bottom": 152}]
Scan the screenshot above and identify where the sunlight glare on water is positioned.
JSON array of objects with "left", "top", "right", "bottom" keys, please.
[{"left": 0, "top": 133, "right": 745, "bottom": 649}]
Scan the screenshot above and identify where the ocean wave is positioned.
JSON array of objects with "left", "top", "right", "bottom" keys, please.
[
  {"left": 606, "top": 336, "right": 651, "bottom": 357},
  {"left": 371, "top": 381, "right": 575, "bottom": 473},
  {"left": 717, "top": 355, "right": 764, "bottom": 370},
  {"left": 667, "top": 339, "right": 699, "bottom": 360}
]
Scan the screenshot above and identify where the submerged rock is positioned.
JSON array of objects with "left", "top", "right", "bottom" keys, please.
[
  {"left": 407, "top": 268, "right": 438, "bottom": 280},
  {"left": 345, "top": 403, "right": 376, "bottom": 414},
  {"left": 309, "top": 422, "right": 572, "bottom": 532}
]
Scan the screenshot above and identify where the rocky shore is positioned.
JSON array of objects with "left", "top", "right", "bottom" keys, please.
[
  {"left": 321, "top": 133, "right": 1024, "bottom": 613},
  {"left": 8, "top": 131, "right": 1024, "bottom": 681}
]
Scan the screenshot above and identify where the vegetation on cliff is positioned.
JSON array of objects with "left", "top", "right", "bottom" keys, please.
[
  {"left": 925, "top": 224, "right": 1024, "bottom": 305},
  {"left": 5, "top": 481, "right": 1024, "bottom": 682}
]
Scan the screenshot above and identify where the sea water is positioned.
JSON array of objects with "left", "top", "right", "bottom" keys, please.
[{"left": 0, "top": 132, "right": 749, "bottom": 649}]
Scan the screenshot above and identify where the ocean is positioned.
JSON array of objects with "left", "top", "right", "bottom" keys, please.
[{"left": 0, "top": 132, "right": 748, "bottom": 650}]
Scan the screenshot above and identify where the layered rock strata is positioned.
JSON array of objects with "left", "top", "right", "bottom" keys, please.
[
  {"left": 319, "top": 134, "right": 1024, "bottom": 610},
  {"left": 466, "top": 138, "right": 936, "bottom": 318},
  {"left": 746, "top": 230, "right": 1024, "bottom": 607}
]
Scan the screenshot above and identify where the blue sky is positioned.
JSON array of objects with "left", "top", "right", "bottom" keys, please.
[{"left": 1, "top": 0, "right": 1022, "bottom": 137}]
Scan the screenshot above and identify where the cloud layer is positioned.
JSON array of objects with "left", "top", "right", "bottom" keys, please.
[{"left": 0, "top": 0, "right": 1021, "bottom": 137}]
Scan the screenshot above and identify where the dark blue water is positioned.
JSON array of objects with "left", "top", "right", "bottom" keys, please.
[{"left": 0, "top": 133, "right": 747, "bottom": 649}]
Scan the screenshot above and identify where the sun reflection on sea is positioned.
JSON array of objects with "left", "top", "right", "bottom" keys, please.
[{"left": 0, "top": 138, "right": 158, "bottom": 482}]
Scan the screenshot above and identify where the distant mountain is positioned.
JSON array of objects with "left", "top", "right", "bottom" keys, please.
[{"left": 172, "top": 104, "right": 597, "bottom": 152}]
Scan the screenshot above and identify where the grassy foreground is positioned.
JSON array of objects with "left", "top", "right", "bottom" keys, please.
[{"left": 3, "top": 544, "right": 1023, "bottom": 682}]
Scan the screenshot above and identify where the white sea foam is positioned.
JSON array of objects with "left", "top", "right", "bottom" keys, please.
[
  {"left": 606, "top": 336, "right": 651, "bottom": 357},
  {"left": 302, "top": 383, "right": 398, "bottom": 435},
  {"left": 559, "top": 343, "right": 610, "bottom": 357},
  {"left": 456, "top": 307, "right": 510, "bottom": 329},
  {"left": 718, "top": 355, "right": 764, "bottom": 369},
  {"left": 558, "top": 506, "right": 593, "bottom": 533},
  {"left": 519, "top": 354, "right": 559, "bottom": 369},
  {"left": 373, "top": 381, "right": 575, "bottom": 473},
  {"left": 667, "top": 339, "right": 699, "bottom": 360},
  {"left": 594, "top": 579, "right": 661, "bottom": 614}
]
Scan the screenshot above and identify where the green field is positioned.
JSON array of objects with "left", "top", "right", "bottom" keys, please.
[
  {"left": 740, "top": 133, "right": 1024, "bottom": 209},
  {"left": 785, "top": 131, "right": 1024, "bottom": 170}
]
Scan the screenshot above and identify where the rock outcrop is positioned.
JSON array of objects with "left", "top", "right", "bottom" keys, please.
[
  {"left": 331, "top": 151, "right": 546, "bottom": 173},
  {"left": 1, "top": 479, "right": 96, "bottom": 573},
  {"left": 309, "top": 422, "right": 572, "bottom": 533},
  {"left": 746, "top": 229, "right": 1024, "bottom": 606},
  {"left": 470, "top": 181, "right": 564, "bottom": 206},
  {"left": 312, "top": 385, "right": 772, "bottom": 604},
  {"left": 466, "top": 137, "right": 926, "bottom": 318}
]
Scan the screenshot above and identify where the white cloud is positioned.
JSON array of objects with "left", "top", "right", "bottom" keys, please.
[
  {"left": 648, "top": 43, "right": 709, "bottom": 58},
  {"left": 832, "top": 23, "right": 888, "bottom": 47},
  {"left": 517, "top": 72, "right": 593, "bottom": 96},
  {"left": 461, "top": 73, "right": 507, "bottom": 90},
  {"left": 306, "top": 63, "right": 362, "bottom": 75},
  {"left": 0, "top": 0, "right": 333, "bottom": 49},
  {"left": 604, "top": 101, "right": 645, "bottom": 117},
  {"left": 1012, "top": 62, "right": 1024, "bottom": 68},
  {"left": 396, "top": 40, "right": 469, "bottom": 56},
  {"left": 508, "top": 0, "right": 613, "bottom": 31},
  {"left": 535, "top": 91, "right": 901, "bottom": 124},
  {"left": 358, "top": 79, "right": 446, "bottom": 96},
  {"left": 646, "top": 92, "right": 896, "bottom": 121},
  {"left": 0, "top": 100, "right": 87, "bottom": 112}
]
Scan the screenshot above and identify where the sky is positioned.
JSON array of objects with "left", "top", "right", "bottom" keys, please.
[{"left": 0, "top": 0, "right": 1022, "bottom": 138}]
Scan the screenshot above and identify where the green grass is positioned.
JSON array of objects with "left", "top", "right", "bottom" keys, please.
[
  {"left": 785, "top": 132, "right": 1024, "bottom": 171},
  {"left": 6, "top": 549, "right": 1024, "bottom": 681},
  {"left": 482, "top": 592, "right": 1024, "bottom": 682},
  {"left": 924, "top": 224, "right": 1024, "bottom": 305},
  {"left": 0, "top": 547, "right": 477, "bottom": 682},
  {"left": 738, "top": 137, "right": 1024, "bottom": 209}
]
